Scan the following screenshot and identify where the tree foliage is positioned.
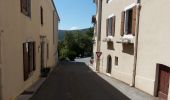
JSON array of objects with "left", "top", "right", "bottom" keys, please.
[{"left": 58, "top": 27, "right": 94, "bottom": 61}]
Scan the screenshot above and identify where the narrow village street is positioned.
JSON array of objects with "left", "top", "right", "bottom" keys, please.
[
  {"left": 1, "top": 0, "right": 170, "bottom": 99},
  {"left": 30, "top": 61, "right": 130, "bottom": 100}
]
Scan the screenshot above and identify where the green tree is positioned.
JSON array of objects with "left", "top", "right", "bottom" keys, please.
[
  {"left": 58, "top": 27, "right": 94, "bottom": 61},
  {"left": 63, "top": 31, "right": 78, "bottom": 60},
  {"left": 86, "top": 27, "right": 94, "bottom": 38}
]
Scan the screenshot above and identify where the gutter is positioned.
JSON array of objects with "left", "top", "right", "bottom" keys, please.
[
  {"left": 96, "top": 0, "right": 102, "bottom": 72},
  {"left": 97, "top": 0, "right": 102, "bottom": 43},
  {"left": 51, "top": 0, "right": 60, "bottom": 21},
  {"left": 0, "top": 70, "right": 1, "bottom": 100},
  {"left": 132, "top": 0, "right": 141, "bottom": 86}
]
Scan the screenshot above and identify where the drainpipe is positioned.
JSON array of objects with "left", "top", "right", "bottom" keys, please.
[
  {"left": 132, "top": 0, "right": 141, "bottom": 87},
  {"left": 0, "top": 68, "right": 1, "bottom": 100},
  {"left": 96, "top": 0, "right": 102, "bottom": 72},
  {"left": 0, "top": 31, "right": 2, "bottom": 100}
]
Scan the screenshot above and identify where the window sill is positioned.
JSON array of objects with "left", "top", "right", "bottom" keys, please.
[
  {"left": 92, "top": 38, "right": 96, "bottom": 44},
  {"left": 108, "top": 49, "right": 114, "bottom": 51},
  {"left": 103, "top": 35, "right": 114, "bottom": 42},
  {"left": 116, "top": 34, "right": 134, "bottom": 44},
  {"left": 115, "top": 65, "right": 118, "bottom": 68},
  {"left": 107, "top": 0, "right": 113, "bottom": 4}
]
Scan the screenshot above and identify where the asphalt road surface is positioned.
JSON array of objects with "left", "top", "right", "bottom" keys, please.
[{"left": 30, "top": 61, "right": 130, "bottom": 100}]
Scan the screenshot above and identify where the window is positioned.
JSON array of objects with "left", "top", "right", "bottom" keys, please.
[
  {"left": 106, "top": 0, "right": 109, "bottom": 3},
  {"left": 125, "top": 9, "right": 133, "bottom": 34},
  {"left": 106, "top": 0, "right": 112, "bottom": 3},
  {"left": 23, "top": 42, "right": 36, "bottom": 81},
  {"left": 40, "top": 6, "right": 43, "bottom": 25},
  {"left": 20, "top": 0, "right": 31, "bottom": 17},
  {"left": 92, "top": 15, "right": 96, "bottom": 24},
  {"left": 107, "top": 41, "right": 114, "bottom": 50},
  {"left": 106, "top": 16, "right": 115, "bottom": 36},
  {"left": 120, "top": 6, "right": 137, "bottom": 36},
  {"left": 115, "top": 56, "right": 118, "bottom": 66}
]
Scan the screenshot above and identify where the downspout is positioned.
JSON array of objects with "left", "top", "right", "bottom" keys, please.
[
  {"left": 132, "top": 0, "right": 141, "bottom": 87},
  {"left": 96, "top": 0, "right": 102, "bottom": 72},
  {"left": 0, "top": 68, "right": 1, "bottom": 100},
  {"left": 0, "top": 31, "right": 2, "bottom": 100}
]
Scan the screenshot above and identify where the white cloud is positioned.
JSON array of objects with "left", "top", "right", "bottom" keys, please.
[{"left": 70, "top": 27, "right": 79, "bottom": 30}]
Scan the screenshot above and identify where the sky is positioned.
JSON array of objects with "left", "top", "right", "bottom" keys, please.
[{"left": 54, "top": 0, "right": 96, "bottom": 30}]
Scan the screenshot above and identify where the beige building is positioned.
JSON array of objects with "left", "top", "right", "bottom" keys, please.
[
  {"left": 93, "top": 0, "right": 170, "bottom": 100},
  {"left": 93, "top": 0, "right": 139, "bottom": 85},
  {"left": 40, "top": 0, "right": 59, "bottom": 70},
  {"left": 136, "top": 0, "right": 170, "bottom": 100},
  {"left": 0, "top": 0, "right": 59, "bottom": 100}
]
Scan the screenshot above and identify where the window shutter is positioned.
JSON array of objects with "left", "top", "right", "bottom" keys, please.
[
  {"left": 29, "top": 42, "right": 34, "bottom": 72},
  {"left": 41, "top": 7, "right": 43, "bottom": 25},
  {"left": 112, "top": 16, "right": 115, "bottom": 36},
  {"left": 132, "top": 6, "right": 137, "bottom": 36},
  {"left": 33, "top": 42, "right": 36, "bottom": 71},
  {"left": 47, "top": 43, "right": 49, "bottom": 59},
  {"left": 20, "top": 0, "right": 31, "bottom": 17},
  {"left": 28, "top": 0, "right": 31, "bottom": 17},
  {"left": 23, "top": 43, "right": 29, "bottom": 81},
  {"left": 106, "top": 19, "right": 109, "bottom": 36},
  {"left": 21, "top": 0, "right": 27, "bottom": 13},
  {"left": 120, "top": 11, "right": 125, "bottom": 36},
  {"left": 20, "top": 0, "right": 23, "bottom": 12}
]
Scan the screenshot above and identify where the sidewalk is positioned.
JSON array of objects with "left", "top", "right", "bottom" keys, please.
[
  {"left": 17, "top": 59, "right": 160, "bottom": 100},
  {"left": 94, "top": 70, "right": 159, "bottom": 100},
  {"left": 77, "top": 58, "right": 159, "bottom": 100},
  {"left": 16, "top": 78, "right": 46, "bottom": 100}
]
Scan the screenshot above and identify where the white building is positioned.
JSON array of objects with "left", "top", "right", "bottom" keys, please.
[{"left": 93, "top": 0, "right": 170, "bottom": 99}]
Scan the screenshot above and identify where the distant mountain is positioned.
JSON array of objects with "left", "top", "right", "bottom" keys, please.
[{"left": 58, "top": 28, "right": 90, "bottom": 41}]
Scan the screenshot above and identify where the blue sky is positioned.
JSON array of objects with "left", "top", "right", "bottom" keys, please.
[{"left": 54, "top": 0, "right": 96, "bottom": 30}]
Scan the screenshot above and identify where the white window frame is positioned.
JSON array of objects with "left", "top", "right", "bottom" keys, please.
[
  {"left": 124, "top": 3, "right": 136, "bottom": 11},
  {"left": 108, "top": 13, "right": 114, "bottom": 19}
]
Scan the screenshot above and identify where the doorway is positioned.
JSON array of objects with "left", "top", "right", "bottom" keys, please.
[
  {"left": 157, "top": 64, "right": 170, "bottom": 100},
  {"left": 106, "top": 55, "right": 112, "bottom": 74},
  {"left": 23, "top": 42, "right": 36, "bottom": 81},
  {"left": 40, "top": 41, "right": 45, "bottom": 69},
  {"left": 40, "top": 36, "right": 47, "bottom": 70}
]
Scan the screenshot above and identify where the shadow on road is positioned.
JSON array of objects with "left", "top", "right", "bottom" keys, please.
[{"left": 30, "top": 61, "right": 130, "bottom": 100}]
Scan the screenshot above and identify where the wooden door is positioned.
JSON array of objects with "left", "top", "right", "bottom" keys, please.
[{"left": 158, "top": 64, "right": 170, "bottom": 100}]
